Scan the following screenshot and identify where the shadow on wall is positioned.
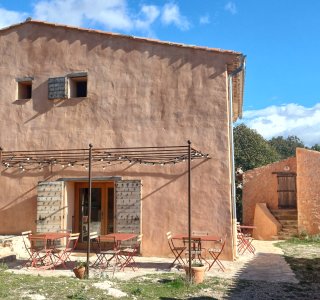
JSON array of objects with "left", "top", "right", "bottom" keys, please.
[
  {"left": 5, "top": 22, "right": 226, "bottom": 121},
  {"left": 0, "top": 158, "right": 210, "bottom": 203},
  {"left": 13, "top": 22, "right": 228, "bottom": 71},
  {"left": 0, "top": 196, "right": 37, "bottom": 234},
  {"left": 12, "top": 78, "right": 87, "bottom": 124},
  {"left": 0, "top": 171, "right": 55, "bottom": 234}
]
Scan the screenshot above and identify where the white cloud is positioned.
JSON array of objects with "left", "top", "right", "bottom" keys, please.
[
  {"left": 0, "top": 8, "right": 27, "bottom": 28},
  {"left": 161, "top": 3, "right": 190, "bottom": 30},
  {"left": 32, "top": 0, "right": 190, "bottom": 34},
  {"left": 241, "top": 103, "right": 320, "bottom": 146},
  {"left": 1, "top": 1, "right": 190, "bottom": 34},
  {"left": 34, "top": 0, "right": 133, "bottom": 30},
  {"left": 135, "top": 5, "right": 160, "bottom": 32},
  {"left": 224, "top": 1, "right": 237, "bottom": 15},
  {"left": 199, "top": 15, "right": 210, "bottom": 25}
]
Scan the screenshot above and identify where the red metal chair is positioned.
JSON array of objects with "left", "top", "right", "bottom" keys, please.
[
  {"left": 207, "top": 234, "right": 227, "bottom": 271},
  {"left": 119, "top": 234, "right": 143, "bottom": 271},
  {"left": 237, "top": 226, "right": 255, "bottom": 255},
  {"left": 21, "top": 230, "right": 32, "bottom": 267},
  {"left": 55, "top": 233, "right": 80, "bottom": 268},
  {"left": 92, "top": 235, "right": 121, "bottom": 275},
  {"left": 166, "top": 232, "right": 186, "bottom": 267},
  {"left": 28, "top": 235, "right": 55, "bottom": 269}
]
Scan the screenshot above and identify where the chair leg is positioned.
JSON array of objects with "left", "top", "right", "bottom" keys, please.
[
  {"left": 170, "top": 249, "right": 185, "bottom": 267},
  {"left": 208, "top": 252, "right": 225, "bottom": 272}
]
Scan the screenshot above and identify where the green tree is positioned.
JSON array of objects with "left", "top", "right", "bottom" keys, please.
[
  {"left": 269, "top": 135, "right": 305, "bottom": 159},
  {"left": 234, "top": 124, "right": 280, "bottom": 172},
  {"left": 233, "top": 124, "right": 280, "bottom": 222},
  {"left": 311, "top": 144, "right": 320, "bottom": 152}
]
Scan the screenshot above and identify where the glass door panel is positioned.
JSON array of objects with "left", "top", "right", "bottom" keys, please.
[
  {"left": 79, "top": 187, "right": 102, "bottom": 242},
  {"left": 107, "top": 187, "right": 114, "bottom": 234},
  {"left": 74, "top": 182, "right": 115, "bottom": 248}
]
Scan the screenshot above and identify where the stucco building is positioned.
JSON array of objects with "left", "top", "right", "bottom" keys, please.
[
  {"left": 0, "top": 19, "right": 245, "bottom": 260},
  {"left": 242, "top": 148, "right": 320, "bottom": 240}
]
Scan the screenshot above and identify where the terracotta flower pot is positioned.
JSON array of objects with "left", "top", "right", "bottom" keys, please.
[
  {"left": 185, "top": 264, "right": 206, "bottom": 284},
  {"left": 73, "top": 266, "right": 86, "bottom": 279}
]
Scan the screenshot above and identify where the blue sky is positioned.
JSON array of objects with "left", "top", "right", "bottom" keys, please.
[{"left": 1, "top": 0, "right": 319, "bottom": 145}]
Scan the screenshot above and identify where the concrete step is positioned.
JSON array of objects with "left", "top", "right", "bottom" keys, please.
[
  {"left": 278, "top": 230, "right": 298, "bottom": 236},
  {"left": 271, "top": 209, "right": 297, "bottom": 217},
  {"left": 282, "top": 224, "right": 298, "bottom": 230},
  {"left": 278, "top": 220, "right": 298, "bottom": 226},
  {"left": 279, "top": 230, "right": 298, "bottom": 235},
  {"left": 277, "top": 235, "right": 293, "bottom": 240},
  {"left": 272, "top": 234, "right": 294, "bottom": 240}
]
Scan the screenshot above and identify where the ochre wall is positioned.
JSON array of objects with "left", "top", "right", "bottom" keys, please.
[
  {"left": 0, "top": 22, "right": 238, "bottom": 259},
  {"left": 296, "top": 148, "right": 320, "bottom": 234},
  {"left": 242, "top": 157, "right": 297, "bottom": 225},
  {"left": 252, "top": 203, "right": 281, "bottom": 240}
]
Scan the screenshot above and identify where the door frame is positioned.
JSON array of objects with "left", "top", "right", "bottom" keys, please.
[
  {"left": 273, "top": 172, "right": 297, "bottom": 209},
  {"left": 74, "top": 181, "right": 115, "bottom": 247}
]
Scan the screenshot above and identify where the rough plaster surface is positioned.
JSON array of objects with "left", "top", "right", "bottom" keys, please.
[
  {"left": 296, "top": 148, "right": 320, "bottom": 234},
  {"left": 252, "top": 203, "right": 281, "bottom": 240},
  {"left": 0, "top": 22, "right": 240, "bottom": 259},
  {"left": 242, "top": 157, "right": 296, "bottom": 226}
]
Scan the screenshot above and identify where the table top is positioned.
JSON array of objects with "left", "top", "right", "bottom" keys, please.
[
  {"left": 33, "top": 232, "right": 70, "bottom": 240},
  {"left": 100, "top": 233, "right": 137, "bottom": 242},
  {"left": 172, "top": 234, "right": 221, "bottom": 242}
]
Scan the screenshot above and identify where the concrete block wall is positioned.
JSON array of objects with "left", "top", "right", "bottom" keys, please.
[
  {"left": 115, "top": 180, "right": 141, "bottom": 234},
  {"left": 36, "top": 181, "right": 64, "bottom": 232}
]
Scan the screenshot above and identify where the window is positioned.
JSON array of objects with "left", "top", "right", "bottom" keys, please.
[
  {"left": 68, "top": 72, "right": 87, "bottom": 98},
  {"left": 17, "top": 77, "right": 33, "bottom": 100}
]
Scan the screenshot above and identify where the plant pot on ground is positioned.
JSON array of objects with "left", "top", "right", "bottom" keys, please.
[
  {"left": 73, "top": 261, "right": 87, "bottom": 279},
  {"left": 184, "top": 263, "right": 206, "bottom": 284}
]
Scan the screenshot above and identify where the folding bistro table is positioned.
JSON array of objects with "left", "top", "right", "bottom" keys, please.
[
  {"left": 93, "top": 233, "right": 137, "bottom": 273},
  {"left": 172, "top": 234, "right": 221, "bottom": 266},
  {"left": 28, "top": 232, "right": 70, "bottom": 269}
]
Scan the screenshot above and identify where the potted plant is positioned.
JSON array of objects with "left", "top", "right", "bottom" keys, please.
[
  {"left": 185, "top": 262, "right": 206, "bottom": 284},
  {"left": 73, "top": 261, "right": 87, "bottom": 279}
]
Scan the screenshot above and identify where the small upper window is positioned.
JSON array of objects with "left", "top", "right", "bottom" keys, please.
[
  {"left": 68, "top": 72, "right": 87, "bottom": 98},
  {"left": 17, "top": 77, "right": 33, "bottom": 100}
]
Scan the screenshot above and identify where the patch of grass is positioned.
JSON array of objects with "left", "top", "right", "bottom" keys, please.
[
  {"left": 275, "top": 238, "right": 320, "bottom": 284},
  {"left": 117, "top": 273, "right": 230, "bottom": 299},
  {"left": 0, "top": 267, "right": 231, "bottom": 300}
]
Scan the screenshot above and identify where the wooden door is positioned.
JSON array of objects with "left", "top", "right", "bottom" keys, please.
[
  {"left": 74, "top": 182, "right": 114, "bottom": 247},
  {"left": 277, "top": 174, "right": 297, "bottom": 208}
]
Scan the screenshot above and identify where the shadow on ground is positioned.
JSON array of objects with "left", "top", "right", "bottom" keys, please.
[{"left": 224, "top": 255, "right": 320, "bottom": 299}]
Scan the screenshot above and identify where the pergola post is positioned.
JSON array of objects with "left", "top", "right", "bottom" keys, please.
[
  {"left": 86, "top": 143, "right": 93, "bottom": 278},
  {"left": 187, "top": 140, "right": 192, "bottom": 282}
]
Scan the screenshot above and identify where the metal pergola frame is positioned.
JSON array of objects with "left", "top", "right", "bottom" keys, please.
[{"left": 0, "top": 141, "right": 209, "bottom": 281}]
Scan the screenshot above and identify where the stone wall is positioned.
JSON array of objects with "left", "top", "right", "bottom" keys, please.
[
  {"left": 296, "top": 148, "right": 320, "bottom": 234},
  {"left": 243, "top": 157, "right": 297, "bottom": 225}
]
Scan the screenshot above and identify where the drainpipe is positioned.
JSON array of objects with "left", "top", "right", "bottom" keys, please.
[{"left": 228, "top": 55, "right": 246, "bottom": 258}]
